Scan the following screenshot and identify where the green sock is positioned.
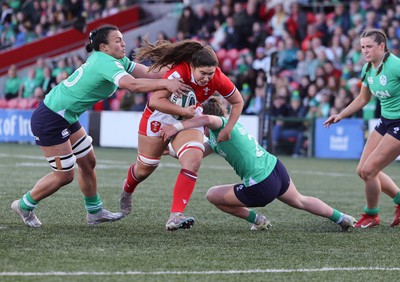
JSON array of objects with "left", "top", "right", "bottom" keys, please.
[
  {"left": 19, "top": 192, "right": 38, "bottom": 211},
  {"left": 393, "top": 192, "right": 400, "bottom": 205},
  {"left": 245, "top": 209, "right": 257, "bottom": 223},
  {"left": 83, "top": 194, "right": 103, "bottom": 214},
  {"left": 329, "top": 209, "right": 343, "bottom": 223},
  {"left": 364, "top": 206, "right": 379, "bottom": 216}
]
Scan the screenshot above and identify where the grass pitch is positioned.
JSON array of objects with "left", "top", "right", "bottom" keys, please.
[{"left": 1, "top": 143, "right": 400, "bottom": 282}]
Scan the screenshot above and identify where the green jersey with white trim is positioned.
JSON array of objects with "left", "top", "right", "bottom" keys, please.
[
  {"left": 44, "top": 51, "right": 136, "bottom": 124},
  {"left": 361, "top": 53, "right": 400, "bottom": 119},
  {"left": 207, "top": 117, "right": 277, "bottom": 187}
]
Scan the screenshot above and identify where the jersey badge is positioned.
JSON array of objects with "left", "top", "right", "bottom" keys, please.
[
  {"left": 379, "top": 75, "right": 387, "bottom": 86},
  {"left": 150, "top": 121, "right": 161, "bottom": 133},
  {"left": 367, "top": 77, "right": 373, "bottom": 84}
]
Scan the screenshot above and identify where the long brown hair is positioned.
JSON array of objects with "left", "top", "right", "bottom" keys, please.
[
  {"left": 360, "top": 29, "right": 390, "bottom": 82},
  {"left": 135, "top": 39, "right": 219, "bottom": 72}
]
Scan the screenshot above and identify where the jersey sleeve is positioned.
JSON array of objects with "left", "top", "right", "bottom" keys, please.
[
  {"left": 214, "top": 67, "right": 236, "bottom": 98},
  {"left": 164, "top": 63, "right": 190, "bottom": 81},
  {"left": 103, "top": 58, "right": 131, "bottom": 86}
]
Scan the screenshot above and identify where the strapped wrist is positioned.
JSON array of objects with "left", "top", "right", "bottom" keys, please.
[{"left": 173, "top": 122, "right": 184, "bottom": 132}]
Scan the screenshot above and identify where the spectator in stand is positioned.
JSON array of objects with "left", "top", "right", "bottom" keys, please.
[
  {"left": 247, "top": 21, "right": 268, "bottom": 54},
  {"left": 19, "top": 68, "right": 38, "bottom": 99},
  {"left": 331, "top": 2, "right": 351, "bottom": 34},
  {"left": 4, "top": 64, "right": 22, "bottom": 101},
  {"left": 30, "top": 86, "right": 45, "bottom": 109},
  {"left": 101, "top": 0, "right": 119, "bottom": 17},
  {"left": 52, "top": 58, "right": 73, "bottom": 79},
  {"left": 273, "top": 92, "right": 308, "bottom": 157},
  {"left": 269, "top": 2, "right": 288, "bottom": 38},
  {"left": 221, "top": 16, "right": 241, "bottom": 50},
  {"left": 177, "top": 6, "right": 198, "bottom": 39},
  {"left": 193, "top": 3, "right": 209, "bottom": 38},
  {"left": 34, "top": 57, "right": 46, "bottom": 86},
  {"left": 301, "top": 23, "right": 323, "bottom": 51},
  {"left": 205, "top": 4, "right": 224, "bottom": 36},
  {"left": 286, "top": 2, "right": 308, "bottom": 43},
  {"left": 232, "top": 2, "right": 256, "bottom": 50},
  {"left": 40, "top": 66, "right": 56, "bottom": 95},
  {"left": 128, "top": 35, "right": 143, "bottom": 61},
  {"left": 276, "top": 35, "right": 298, "bottom": 74}
]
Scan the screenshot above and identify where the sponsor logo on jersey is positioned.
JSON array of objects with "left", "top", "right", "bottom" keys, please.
[
  {"left": 393, "top": 127, "right": 399, "bottom": 135},
  {"left": 115, "top": 61, "right": 124, "bottom": 69}
]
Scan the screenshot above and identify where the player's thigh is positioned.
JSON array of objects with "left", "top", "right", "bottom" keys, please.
[
  {"left": 171, "top": 129, "right": 204, "bottom": 150},
  {"left": 363, "top": 133, "right": 400, "bottom": 174},
  {"left": 138, "top": 134, "right": 168, "bottom": 158}
]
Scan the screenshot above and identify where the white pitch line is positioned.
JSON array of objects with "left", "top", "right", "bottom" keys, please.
[{"left": 1, "top": 267, "right": 400, "bottom": 276}]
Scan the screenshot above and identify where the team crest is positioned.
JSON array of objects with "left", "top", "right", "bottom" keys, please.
[
  {"left": 150, "top": 121, "right": 161, "bottom": 133},
  {"left": 367, "top": 77, "right": 373, "bottom": 84},
  {"left": 379, "top": 75, "right": 387, "bottom": 86},
  {"left": 204, "top": 87, "right": 210, "bottom": 96}
]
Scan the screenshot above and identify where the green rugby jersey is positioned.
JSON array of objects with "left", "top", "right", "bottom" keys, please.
[
  {"left": 361, "top": 53, "right": 400, "bottom": 119},
  {"left": 207, "top": 117, "right": 277, "bottom": 187},
  {"left": 44, "top": 51, "right": 135, "bottom": 124}
]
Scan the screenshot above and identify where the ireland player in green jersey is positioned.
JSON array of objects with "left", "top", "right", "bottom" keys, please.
[
  {"left": 324, "top": 29, "right": 400, "bottom": 229},
  {"left": 160, "top": 97, "right": 356, "bottom": 231},
  {"left": 11, "top": 25, "right": 190, "bottom": 228}
]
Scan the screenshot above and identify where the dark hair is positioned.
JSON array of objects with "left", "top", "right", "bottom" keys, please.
[
  {"left": 85, "top": 25, "right": 119, "bottom": 53},
  {"left": 202, "top": 96, "right": 226, "bottom": 117},
  {"left": 135, "top": 39, "right": 219, "bottom": 72},
  {"left": 360, "top": 29, "right": 390, "bottom": 82}
]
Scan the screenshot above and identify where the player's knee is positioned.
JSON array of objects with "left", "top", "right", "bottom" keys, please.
[
  {"left": 136, "top": 154, "right": 160, "bottom": 179},
  {"left": 57, "top": 170, "right": 75, "bottom": 186},
  {"left": 206, "top": 186, "right": 218, "bottom": 204},
  {"left": 176, "top": 141, "right": 204, "bottom": 172}
]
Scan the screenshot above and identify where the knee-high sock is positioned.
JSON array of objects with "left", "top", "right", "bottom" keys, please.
[
  {"left": 124, "top": 163, "right": 141, "bottom": 193},
  {"left": 170, "top": 169, "right": 197, "bottom": 213}
]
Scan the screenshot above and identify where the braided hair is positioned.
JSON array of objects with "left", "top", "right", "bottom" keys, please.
[
  {"left": 85, "top": 25, "right": 119, "bottom": 53},
  {"left": 360, "top": 29, "right": 390, "bottom": 83}
]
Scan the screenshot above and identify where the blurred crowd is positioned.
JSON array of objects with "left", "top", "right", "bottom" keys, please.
[
  {"left": 0, "top": 0, "right": 133, "bottom": 50},
  {"left": 1, "top": 0, "right": 400, "bottom": 156}
]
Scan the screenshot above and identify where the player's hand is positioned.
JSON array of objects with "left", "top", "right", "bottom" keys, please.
[
  {"left": 323, "top": 114, "right": 342, "bottom": 128},
  {"left": 164, "top": 78, "right": 191, "bottom": 96},
  {"left": 159, "top": 125, "right": 178, "bottom": 142},
  {"left": 181, "top": 105, "right": 196, "bottom": 119},
  {"left": 217, "top": 128, "right": 231, "bottom": 142}
]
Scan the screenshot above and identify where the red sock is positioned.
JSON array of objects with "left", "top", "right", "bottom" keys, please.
[
  {"left": 124, "top": 163, "right": 141, "bottom": 193},
  {"left": 170, "top": 169, "right": 197, "bottom": 213}
]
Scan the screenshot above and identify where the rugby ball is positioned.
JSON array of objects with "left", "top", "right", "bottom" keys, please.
[{"left": 169, "top": 88, "right": 197, "bottom": 120}]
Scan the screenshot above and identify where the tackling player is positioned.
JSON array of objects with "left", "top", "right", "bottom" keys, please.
[
  {"left": 159, "top": 96, "right": 357, "bottom": 231},
  {"left": 11, "top": 25, "right": 189, "bottom": 228}
]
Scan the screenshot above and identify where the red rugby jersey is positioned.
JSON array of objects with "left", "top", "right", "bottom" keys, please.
[{"left": 164, "top": 62, "right": 236, "bottom": 103}]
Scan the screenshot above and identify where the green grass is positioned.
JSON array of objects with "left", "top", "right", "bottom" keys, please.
[{"left": 1, "top": 143, "right": 400, "bottom": 281}]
